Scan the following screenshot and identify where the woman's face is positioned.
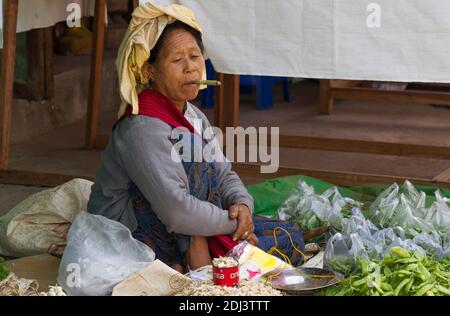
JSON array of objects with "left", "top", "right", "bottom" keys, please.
[{"left": 146, "top": 28, "right": 205, "bottom": 109}]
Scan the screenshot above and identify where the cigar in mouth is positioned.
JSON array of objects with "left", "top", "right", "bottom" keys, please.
[{"left": 195, "top": 80, "right": 222, "bottom": 86}]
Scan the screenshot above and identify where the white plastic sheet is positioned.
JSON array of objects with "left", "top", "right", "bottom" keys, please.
[
  {"left": 57, "top": 212, "right": 155, "bottom": 296},
  {"left": 149, "top": 0, "right": 450, "bottom": 82}
]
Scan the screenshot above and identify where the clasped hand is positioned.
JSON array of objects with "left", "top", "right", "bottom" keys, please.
[{"left": 228, "top": 204, "right": 258, "bottom": 246}]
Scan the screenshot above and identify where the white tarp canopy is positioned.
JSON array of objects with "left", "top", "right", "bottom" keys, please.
[
  {"left": 0, "top": 0, "right": 108, "bottom": 49},
  {"left": 16, "top": 0, "right": 95, "bottom": 33},
  {"left": 145, "top": 0, "right": 450, "bottom": 83}
]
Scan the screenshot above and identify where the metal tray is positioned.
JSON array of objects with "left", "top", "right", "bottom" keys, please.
[{"left": 261, "top": 267, "right": 344, "bottom": 294}]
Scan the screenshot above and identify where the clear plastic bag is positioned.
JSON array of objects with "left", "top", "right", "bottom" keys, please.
[
  {"left": 368, "top": 183, "right": 400, "bottom": 228},
  {"left": 425, "top": 191, "right": 450, "bottom": 247},
  {"left": 323, "top": 187, "right": 363, "bottom": 218},
  {"left": 277, "top": 181, "right": 362, "bottom": 232},
  {"left": 323, "top": 233, "right": 354, "bottom": 276},
  {"left": 348, "top": 214, "right": 382, "bottom": 260},
  {"left": 277, "top": 181, "right": 327, "bottom": 231},
  {"left": 325, "top": 211, "right": 415, "bottom": 275},
  {"left": 440, "top": 247, "right": 450, "bottom": 261},
  {"left": 368, "top": 182, "right": 434, "bottom": 238},
  {"left": 348, "top": 233, "right": 370, "bottom": 261},
  {"left": 412, "top": 232, "right": 443, "bottom": 258},
  {"left": 402, "top": 180, "right": 426, "bottom": 211},
  {"left": 383, "top": 239, "right": 426, "bottom": 258},
  {"left": 323, "top": 181, "right": 450, "bottom": 275},
  {"left": 57, "top": 212, "right": 155, "bottom": 296},
  {"left": 393, "top": 194, "right": 434, "bottom": 237},
  {"left": 328, "top": 210, "right": 382, "bottom": 268},
  {"left": 341, "top": 208, "right": 379, "bottom": 238},
  {"left": 372, "top": 227, "right": 405, "bottom": 248},
  {"left": 297, "top": 180, "right": 450, "bottom": 275},
  {"left": 323, "top": 233, "right": 368, "bottom": 276}
]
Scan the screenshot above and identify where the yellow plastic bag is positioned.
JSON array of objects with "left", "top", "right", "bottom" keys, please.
[{"left": 228, "top": 242, "right": 292, "bottom": 281}]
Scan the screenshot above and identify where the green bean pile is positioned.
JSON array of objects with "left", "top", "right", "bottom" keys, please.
[
  {"left": 320, "top": 247, "right": 450, "bottom": 296},
  {"left": 0, "top": 257, "right": 10, "bottom": 282}
]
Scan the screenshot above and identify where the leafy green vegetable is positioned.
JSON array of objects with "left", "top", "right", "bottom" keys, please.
[
  {"left": 0, "top": 257, "right": 10, "bottom": 282},
  {"left": 318, "top": 247, "right": 450, "bottom": 296}
]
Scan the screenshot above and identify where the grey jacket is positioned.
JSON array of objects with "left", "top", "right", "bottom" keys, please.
[{"left": 87, "top": 103, "right": 254, "bottom": 236}]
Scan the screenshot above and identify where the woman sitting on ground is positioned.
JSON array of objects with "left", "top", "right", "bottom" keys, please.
[{"left": 87, "top": 2, "right": 304, "bottom": 273}]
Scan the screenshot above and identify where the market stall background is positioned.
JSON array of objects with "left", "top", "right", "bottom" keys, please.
[
  {"left": 1, "top": 0, "right": 450, "bottom": 296},
  {"left": 0, "top": 0, "right": 96, "bottom": 49}
]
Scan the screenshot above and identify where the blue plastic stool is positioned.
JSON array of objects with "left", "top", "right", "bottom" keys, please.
[
  {"left": 201, "top": 59, "right": 291, "bottom": 110},
  {"left": 201, "top": 59, "right": 217, "bottom": 108}
]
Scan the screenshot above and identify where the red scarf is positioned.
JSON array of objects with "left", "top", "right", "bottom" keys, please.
[
  {"left": 118, "top": 89, "right": 238, "bottom": 258},
  {"left": 117, "top": 89, "right": 196, "bottom": 133}
]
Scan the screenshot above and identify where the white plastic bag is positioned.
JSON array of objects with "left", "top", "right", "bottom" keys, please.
[
  {"left": 57, "top": 212, "right": 155, "bottom": 296},
  {"left": 0, "top": 178, "right": 92, "bottom": 257}
]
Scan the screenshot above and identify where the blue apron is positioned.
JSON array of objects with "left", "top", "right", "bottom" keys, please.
[{"left": 130, "top": 133, "right": 305, "bottom": 268}]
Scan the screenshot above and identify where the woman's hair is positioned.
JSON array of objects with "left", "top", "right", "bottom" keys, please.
[{"left": 148, "top": 21, "right": 204, "bottom": 64}]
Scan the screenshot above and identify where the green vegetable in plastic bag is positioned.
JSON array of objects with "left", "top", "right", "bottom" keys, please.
[{"left": 277, "top": 181, "right": 362, "bottom": 233}]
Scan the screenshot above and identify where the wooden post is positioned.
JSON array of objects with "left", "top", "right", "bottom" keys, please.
[
  {"left": 43, "top": 27, "right": 54, "bottom": 100},
  {"left": 27, "top": 27, "right": 54, "bottom": 101},
  {"left": 131, "top": 0, "right": 139, "bottom": 9},
  {"left": 319, "top": 79, "right": 334, "bottom": 115},
  {"left": 85, "top": 0, "right": 106, "bottom": 149},
  {"left": 0, "top": 0, "right": 19, "bottom": 170},
  {"left": 214, "top": 73, "right": 240, "bottom": 131},
  {"left": 214, "top": 73, "right": 225, "bottom": 130}
]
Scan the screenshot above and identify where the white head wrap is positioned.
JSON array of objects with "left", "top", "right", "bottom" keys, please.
[{"left": 115, "top": 2, "right": 207, "bottom": 118}]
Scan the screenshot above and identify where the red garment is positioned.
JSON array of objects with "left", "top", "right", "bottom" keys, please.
[
  {"left": 118, "top": 88, "right": 196, "bottom": 134},
  {"left": 207, "top": 235, "right": 239, "bottom": 258},
  {"left": 118, "top": 88, "right": 238, "bottom": 258}
]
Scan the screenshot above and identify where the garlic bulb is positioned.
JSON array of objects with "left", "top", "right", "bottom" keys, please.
[{"left": 39, "top": 285, "right": 67, "bottom": 296}]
